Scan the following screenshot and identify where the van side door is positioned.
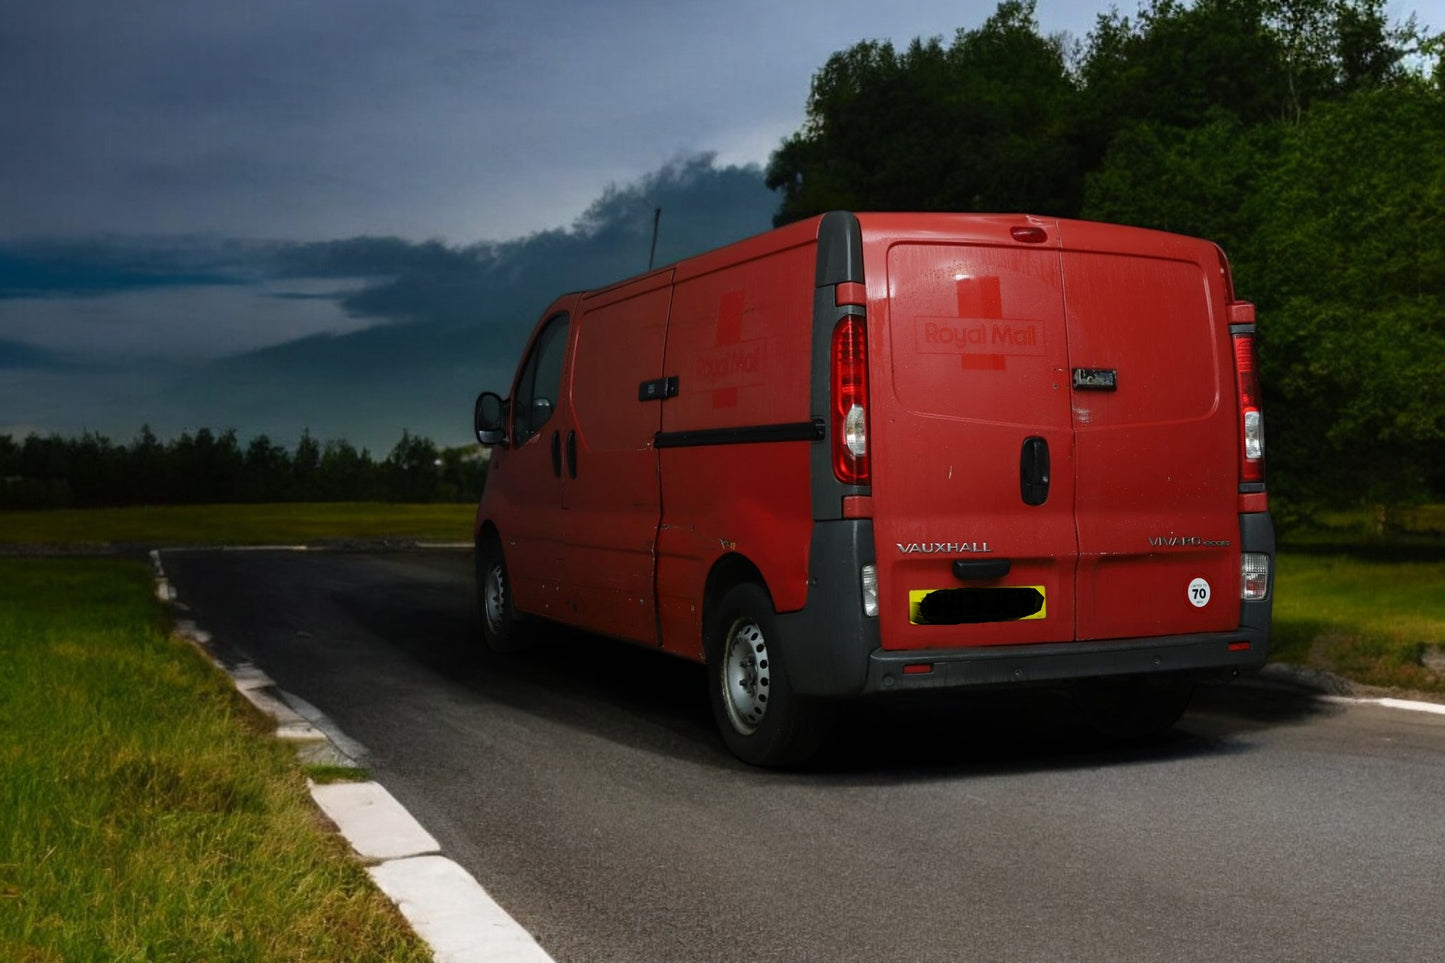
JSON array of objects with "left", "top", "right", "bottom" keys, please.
[{"left": 555, "top": 272, "right": 673, "bottom": 644}]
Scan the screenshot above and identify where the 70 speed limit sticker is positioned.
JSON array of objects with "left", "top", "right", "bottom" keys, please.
[{"left": 1187, "top": 577, "right": 1212, "bottom": 608}]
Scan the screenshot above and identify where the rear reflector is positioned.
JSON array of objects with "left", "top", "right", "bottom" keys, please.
[
  {"left": 1228, "top": 642, "right": 1252, "bottom": 653},
  {"left": 834, "top": 281, "right": 867, "bottom": 307},
  {"left": 1239, "top": 491, "right": 1268, "bottom": 513},
  {"left": 903, "top": 663, "right": 934, "bottom": 675}
]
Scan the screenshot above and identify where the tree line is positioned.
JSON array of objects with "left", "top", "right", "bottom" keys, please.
[
  {"left": 767, "top": 0, "right": 1445, "bottom": 523},
  {"left": 0, "top": 428, "right": 486, "bottom": 510}
]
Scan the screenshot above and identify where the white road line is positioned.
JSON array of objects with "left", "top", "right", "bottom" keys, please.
[
  {"left": 1324, "top": 694, "right": 1445, "bottom": 716},
  {"left": 1378, "top": 697, "right": 1445, "bottom": 715},
  {"left": 219, "top": 544, "right": 313, "bottom": 552}
]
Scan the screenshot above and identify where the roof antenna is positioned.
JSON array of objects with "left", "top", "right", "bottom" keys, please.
[
  {"left": 640, "top": 196, "right": 662, "bottom": 270},
  {"left": 649, "top": 205, "right": 661, "bottom": 271}
]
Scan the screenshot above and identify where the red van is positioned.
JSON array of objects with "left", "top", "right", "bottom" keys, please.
[{"left": 473, "top": 212, "right": 1273, "bottom": 766}]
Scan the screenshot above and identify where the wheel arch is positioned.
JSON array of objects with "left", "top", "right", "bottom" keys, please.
[{"left": 701, "top": 552, "right": 771, "bottom": 663}]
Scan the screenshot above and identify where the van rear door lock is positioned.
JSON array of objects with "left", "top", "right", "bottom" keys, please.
[{"left": 1072, "top": 368, "right": 1118, "bottom": 391}]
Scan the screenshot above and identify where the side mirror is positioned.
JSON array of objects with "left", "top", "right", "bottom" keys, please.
[{"left": 474, "top": 392, "right": 508, "bottom": 446}]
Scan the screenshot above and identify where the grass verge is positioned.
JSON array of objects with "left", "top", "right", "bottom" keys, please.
[
  {"left": 0, "top": 502, "right": 475, "bottom": 549},
  {"left": 1271, "top": 551, "right": 1445, "bottom": 695},
  {"left": 0, "top": 558, "right": 430, "bottom": 962}
]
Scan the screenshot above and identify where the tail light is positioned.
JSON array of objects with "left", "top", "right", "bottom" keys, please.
[
  {"left": 831, "top": 316, "right": 870, "bottom": 485},
  {"left": 1232, "top": 329, "right": 1265, "bottom": 483},
  {"left": 1241, "top": 552, "right": 1270, "bottom": 600}
]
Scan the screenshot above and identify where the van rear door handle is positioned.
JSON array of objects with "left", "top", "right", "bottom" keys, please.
[
  {"left": 550, "top": 430, "right": 562, "bottom": 478},
  {"left": 566, "top": 431, "right": 578, "bottom": 479},
  {"left": 953, "top": 559, "right": 1012, "bottom": 580},
  {"left": 1020, "top": 436, "right": 1050, "bottom": 506}
]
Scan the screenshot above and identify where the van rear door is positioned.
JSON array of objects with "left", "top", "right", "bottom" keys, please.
[
  {"left": 867, "top": 215, "right": 1240, "bottom": 651},
  {"left": 869, "top": 216, "right": 1078, "bottom": 648},
  {"left": 1058, "top": 221, "right": 1241, "bottom": 640}
]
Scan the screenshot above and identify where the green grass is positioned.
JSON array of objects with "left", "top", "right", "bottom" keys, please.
[
  {"left": 1272, "top": 503, "right": 1445, "bottom": 693},
  {"left": 0, "top": 559, "right": 430, "bottom": 962},
  {"left": 1309, "top": 503, "right": 1445, "bottom": 538},
  {"left": 1271, "top": 551, "right": 1445, "bottom": 694},
  {"left": 0, "top": 502, "right": 475, "bottom": 548},
  {"left": 305, "top": 765, "right": 373, "bottom": 785}
]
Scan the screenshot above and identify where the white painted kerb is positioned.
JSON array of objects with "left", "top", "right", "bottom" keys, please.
[
  {"left": 309, "top": 781, "right": 440, "bottom": 861},
  {"left": 370, "top": 856, "right": 554, "bottom": 963}
]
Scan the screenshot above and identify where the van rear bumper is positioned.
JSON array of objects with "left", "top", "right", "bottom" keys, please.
[{"left": 861, "top": 630, "right": 1269, "bottom": 695}]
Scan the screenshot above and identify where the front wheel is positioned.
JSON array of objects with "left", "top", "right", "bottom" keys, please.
[
  {"left": 706, "top": 583, "right": 831, "bottom": 767},
  {"left": 476, "top": 539, "right": 532, "bottom": 653}
]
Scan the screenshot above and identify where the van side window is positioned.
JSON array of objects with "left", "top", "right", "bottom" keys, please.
[{"left": 512, "top": 313, "right": 569, "bottom": 446}]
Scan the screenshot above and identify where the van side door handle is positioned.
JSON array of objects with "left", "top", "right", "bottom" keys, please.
[
  {"left": 550, "top": 430, "right": 562, "bottom": 478},
  {"left": 1020, "top": 436, "right": 1050, "bottom": 506},
  {"left": 566, "top": 430, "right": 578, "bottom": 479}
]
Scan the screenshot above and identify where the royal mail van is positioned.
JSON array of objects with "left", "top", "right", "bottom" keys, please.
[{"left": 473, "top": 212, "right": 1273, "bottom": 766}]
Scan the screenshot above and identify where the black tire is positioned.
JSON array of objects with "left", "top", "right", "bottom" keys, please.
[
  {"left": 1072, "top": 674, "right": 1195, "bottom": 740},
  {"left": 476, "top": 538, "right": 532, "bottom": 653},
  {"left": 706, "top": 582, "right": 832, "bottom": 767}
]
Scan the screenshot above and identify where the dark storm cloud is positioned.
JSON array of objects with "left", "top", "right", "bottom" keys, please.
[
  {"left": 166, "top": 156, "right": 778, "bottom": 449},
  {"left": 266, "top": 153, "right": 777, "bottom": 329},
  {"left": 0, "top": 339, "right": 71, "bottom": 371},
  {"left": 0, "top": 239, "right": 248, "bottom": 299},
  {"left": 0, "top": 156, "right": 777, "bottom": 449},
  {"left": 0, "top": 154, "right": 771, "bottom": 359}
]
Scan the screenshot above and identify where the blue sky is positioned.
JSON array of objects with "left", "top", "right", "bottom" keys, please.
[{"left": 2, "top": 0, "right": 1440, "bottom": 450}]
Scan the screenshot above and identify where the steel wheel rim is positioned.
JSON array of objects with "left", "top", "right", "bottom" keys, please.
[
  {"left": 483, "top": 562, "right": 506, "bottom": 636},
  {"left": 721, "top": 616, "right": 771, "bottom": 735}
]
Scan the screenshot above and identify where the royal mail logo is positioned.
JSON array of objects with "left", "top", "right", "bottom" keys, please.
[
  {"left": 916, "top": 318, "right": 1045, "bottom": 356},
  {"left": 695, "top": 340, "right": 765, "bottom": 389}
]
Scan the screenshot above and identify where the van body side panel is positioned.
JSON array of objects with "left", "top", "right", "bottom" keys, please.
[
  {"left": 654, "top": 239, "right": 817, "bottom": 660},
  {"left": 867, "top": 221, "right": 1079, "bottom": 650},
  {"left": 1058, "top": 222, "right": 1241, "bottom": 641},
  {"left": 559, "top": 272, "right": 673, "bottom": 645}
]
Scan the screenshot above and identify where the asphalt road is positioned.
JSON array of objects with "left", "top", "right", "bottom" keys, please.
[{"left": 161, "top": 548, "right": 1445, "bottom": 963}]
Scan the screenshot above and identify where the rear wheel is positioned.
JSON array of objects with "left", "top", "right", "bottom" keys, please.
[
  {"left": 476, "top": 538, "right": 531, "bottom": 653},
  {"left": 706, "top": 583, "right": 831, "bottom": 767},
  {"left": 1072, "top": 674, "right": 1194, "bottom": 739}
]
